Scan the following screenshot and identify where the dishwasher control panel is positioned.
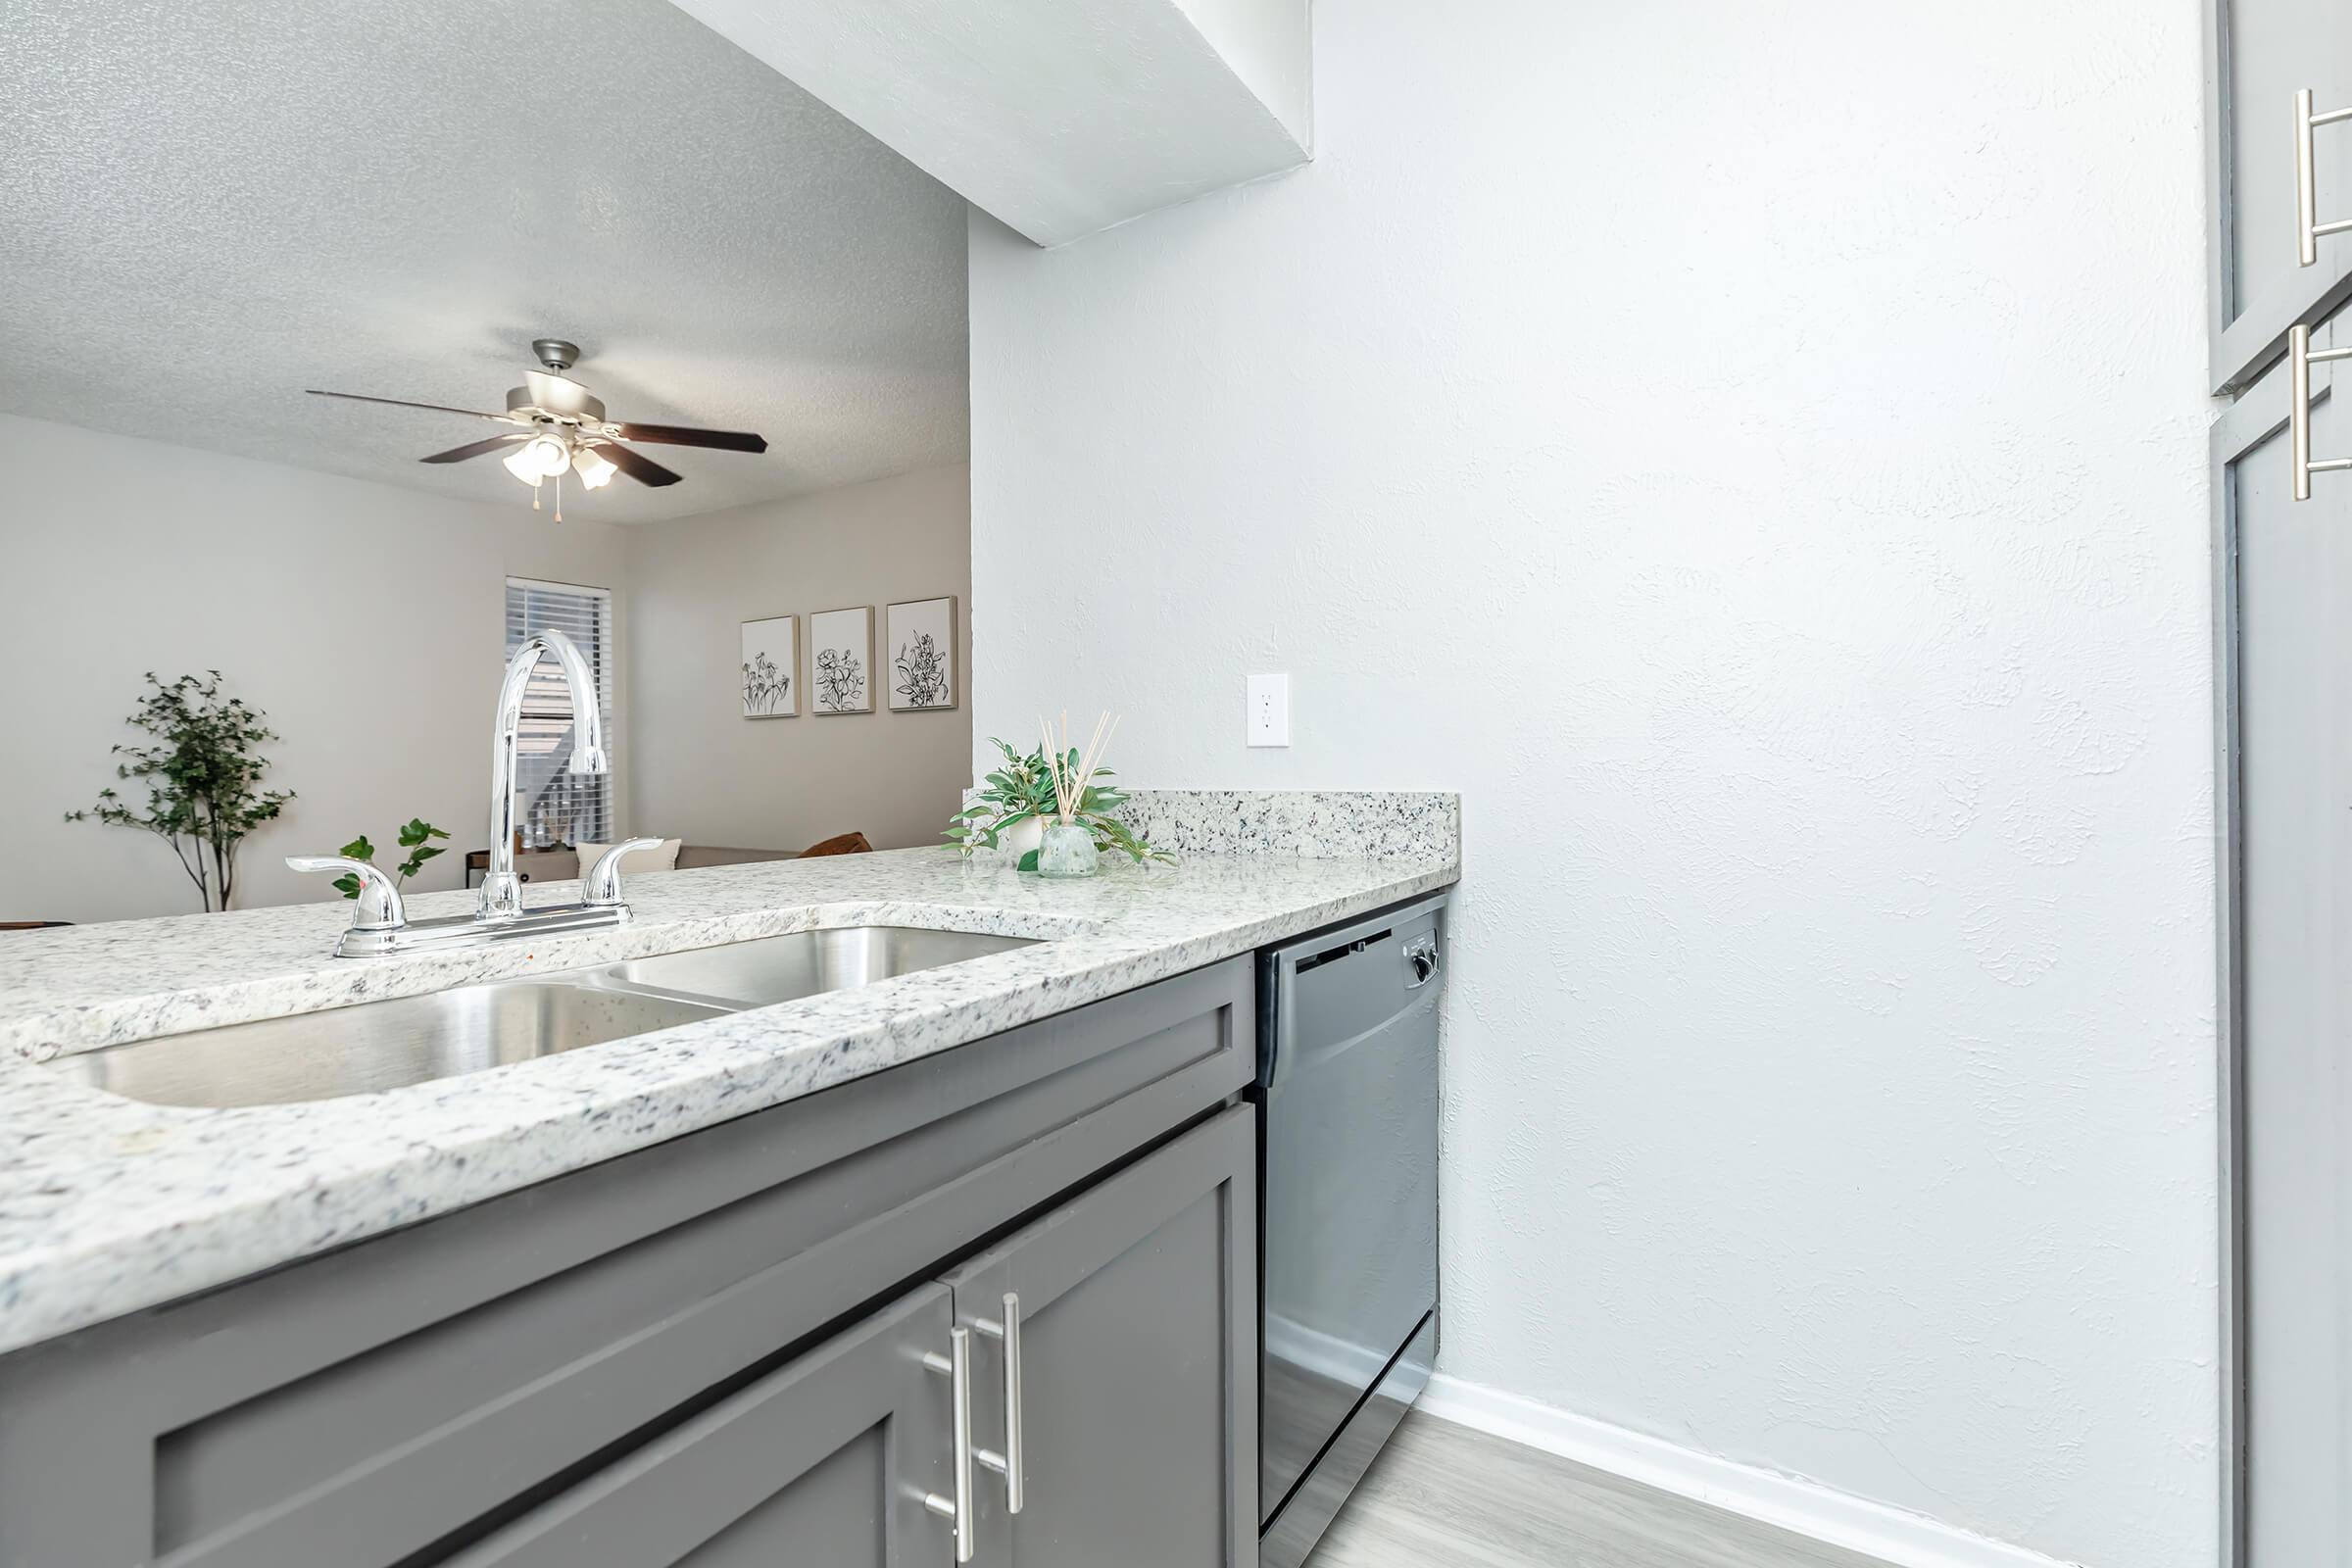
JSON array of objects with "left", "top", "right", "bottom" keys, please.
[{"left": 1403, "top": 932, "right": 1440, "bottom": 987}]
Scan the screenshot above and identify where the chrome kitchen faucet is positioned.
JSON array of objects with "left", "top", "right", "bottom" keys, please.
[{"left": 286, "top": 628, "right": 658, "bottom": 956}]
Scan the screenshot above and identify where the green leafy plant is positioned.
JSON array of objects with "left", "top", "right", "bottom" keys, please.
[
  {"left": 66, "top": 670, "right": 294, "bottom": 912},
  {"left": 946, "top": 736, "right": 1171, "bottom": 871},
  {"left": 330, "top": 817, "right": 451, "bottom": 900}
]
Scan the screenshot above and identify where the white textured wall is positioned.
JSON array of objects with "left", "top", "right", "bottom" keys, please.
[
  {"left": 968, "top": 4, "right": 2216, "bottom": 1564},
  {"left": 0, "top": 413, "right": 631, "bottom": 923},
  {"left": 626, "top": 465, "right": 973, "bottom": 854}
]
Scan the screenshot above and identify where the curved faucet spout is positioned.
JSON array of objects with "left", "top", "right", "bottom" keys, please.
[{"left": 481, "top": 628, "right": 607, "bottom": 920}]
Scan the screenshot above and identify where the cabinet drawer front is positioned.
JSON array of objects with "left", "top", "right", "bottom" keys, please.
[
  {"left": 445, "top": 1284, "right": 956, "bottom": 1568},
  {"left": 0, "top": 958, "right": 1252, "bottom": 1568}
]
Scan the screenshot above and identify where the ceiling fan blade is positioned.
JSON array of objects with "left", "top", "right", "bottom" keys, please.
[
  {"left": 612, "top": 421, "right": 767, "bottom": 453},
  {"left": 596, "top": 440, "right": 683, "bottom": 487},
  {"left": 307, "top": 389, "right": 521, "bottom": 422},
  {"left": 419, "top": 433, "right": 530, "bottom": 465}
]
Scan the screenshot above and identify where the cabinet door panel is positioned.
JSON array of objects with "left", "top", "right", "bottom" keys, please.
[
  {"left": 2211, "top": 0, "right": 2352, "bottom": 389},
  {"left": 944, "top": 1107, "right": 1257, "bottom": 1568},
  {"left": 2227, "top": 316, "right": 2352, "bottom": 1564},
  {"left": 445, "top": 1285, "right": 956, "bottom": 1568}
]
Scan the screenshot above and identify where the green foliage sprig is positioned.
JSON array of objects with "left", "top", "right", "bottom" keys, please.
[
  {"left": 946, "top": 738, "right": 1172, "bottom": 871},
  {"left": 331, "top": 817, "right": 451, "bottom": 899},
  {"left": 65, "top": 670, "right": 294, "bottom": 912}
]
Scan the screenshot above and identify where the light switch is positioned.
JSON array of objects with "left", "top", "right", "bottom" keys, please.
[{"left": 1248, "top": 673, "right": 1290, "bottom": 747}]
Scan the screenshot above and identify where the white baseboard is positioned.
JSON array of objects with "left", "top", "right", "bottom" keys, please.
[
  {"left": 1416, "top": 1374, "right": 2081, "bottom": 1568},
  {"left": 1264, "top": 1311, "right": 1397, "bottom": 1392}
]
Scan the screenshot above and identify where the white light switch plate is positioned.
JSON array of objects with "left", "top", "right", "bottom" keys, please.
[{"left": 1247, "top": 673, "right": 1290, "bottom": 747}]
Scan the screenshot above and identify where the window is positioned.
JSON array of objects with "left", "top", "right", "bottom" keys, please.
[{"left": 504, "top": 577, "right": 615, "bottom": 850}]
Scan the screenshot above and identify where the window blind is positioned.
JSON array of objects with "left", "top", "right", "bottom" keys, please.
[{"left": 504, "top": 577, "right": 615, "bottom": 850}]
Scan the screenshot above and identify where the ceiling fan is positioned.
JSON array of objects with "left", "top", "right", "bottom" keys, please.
[{"left": 307, "top": 339, "right": 766, "bottom": 518}]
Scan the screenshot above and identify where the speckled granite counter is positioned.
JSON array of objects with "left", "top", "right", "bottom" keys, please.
[{"left": 0, "top": 793, "right": 1456, "bottom": 1356}]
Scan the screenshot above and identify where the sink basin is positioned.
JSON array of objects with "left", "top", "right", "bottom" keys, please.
[
  {"left": 45, "top": 980, "right": 732, "bottom": 1109},
  {"left": 41, "top": 925, "right": 1039, "bottom": 1109},
  {"left": 582, "top": 925, "right": 1039, "bottom": 1008}
]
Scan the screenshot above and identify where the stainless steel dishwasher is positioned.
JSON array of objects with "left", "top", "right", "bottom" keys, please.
[{"left": 1255, "top": 892, "right": 1445, "bottom": 1568}]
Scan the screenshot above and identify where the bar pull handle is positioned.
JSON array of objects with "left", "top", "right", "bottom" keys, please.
[
  {"left": 2290, "top": 324, "right": 2352, "bottom": 501},
  {"left": 2299, "top": 88, "right": 2352, "bottom": 267},
  {"left": 974, "top": 1293, "right": 1025, "bottom": 1514},
  {"left": 922, "top": 1326, "right": 977, "bottom": 1562}
]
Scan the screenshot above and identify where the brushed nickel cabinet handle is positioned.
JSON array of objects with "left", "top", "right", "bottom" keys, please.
[
  {"left": 2290, "top": 324, "right": 2352, "bottom": 501},
  {"left": 922, "top": 1326, "right": 977, "bottom": 1562},
  {"left": 974, "top": 1293, "right": 1025, "bottom": 1514},
  {"left": 2298, "top": 88, "right": 2352, "bottom": 267}
]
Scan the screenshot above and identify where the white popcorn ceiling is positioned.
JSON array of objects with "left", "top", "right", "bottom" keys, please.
[{"left": 0, "top": 0, "right": 971, "bottom": 523}]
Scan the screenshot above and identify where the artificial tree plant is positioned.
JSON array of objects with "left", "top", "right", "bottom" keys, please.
[{"left": 66, "top": 670, "right": 294, "bottom": 912}]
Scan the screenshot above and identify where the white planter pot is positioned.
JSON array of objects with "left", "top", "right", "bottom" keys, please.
[{"left": 1000, "top": 816, "right": 1046, "bottom": 859}]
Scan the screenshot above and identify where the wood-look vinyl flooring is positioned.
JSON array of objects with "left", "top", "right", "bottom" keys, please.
[{"left": 1308, "top": 1412, "right": 1894, "bottom": 1568}]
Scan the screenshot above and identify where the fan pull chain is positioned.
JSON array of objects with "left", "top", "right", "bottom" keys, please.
[{"left": 554, "top": 467, "right": 564, "bottom": 524}]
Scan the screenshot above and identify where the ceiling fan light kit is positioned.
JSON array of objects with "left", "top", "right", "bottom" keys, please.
[
  {"left": 504, "top": 433, "right": 573, "bottom": 482},
  {"left": 306, "top": 338, "right": 768, "bottom": 520},
  {"left": 570, "top": 445, "right": 616, "bottom": 490}
]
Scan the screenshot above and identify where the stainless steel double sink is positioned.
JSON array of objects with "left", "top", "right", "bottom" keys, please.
[{"left": 45, "top": 926, "right": 1038, "bottom": 1110}]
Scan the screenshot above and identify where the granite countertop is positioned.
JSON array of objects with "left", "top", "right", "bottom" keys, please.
[{"left": 0, "top": 794, "right": 1457, "bottom": 1357}]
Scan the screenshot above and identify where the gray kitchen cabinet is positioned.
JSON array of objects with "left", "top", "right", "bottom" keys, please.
[
  {"left": 0, "top": 956, "right": 1255, "bottom": 1568},
  {"left": 2207, "top": 0, "right": 2352, "bottom": 390},
  {"left": 443, "top": 1284, "right": 959, "bottom": 1568},
  {"left": 944, "top": 1105, "right": 1258, "bottom": 1568},
  {"left": 2216, "top": 308, "right": 2352, "bottom": 1564},
  {"left": 460, "top": 1107, "right": 1258, "bottom": 1568}
]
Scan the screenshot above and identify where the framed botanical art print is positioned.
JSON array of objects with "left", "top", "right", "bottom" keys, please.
[
  {"left": 808, "top": 605, "right": 874, "bottom": 714},
  {"left": 740, "top": 614, "right": 798, "bottom": 717},
  {"left": 886, "top": 596, "right": 958, "bottom": 711}
]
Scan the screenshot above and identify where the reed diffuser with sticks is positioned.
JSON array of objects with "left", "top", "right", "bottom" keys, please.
[
  {"left": 1036, "top": 711, "right": 1116, "bottom": 877},
  {"left": 945, "top": 717, "right": 1172, "bottom": 870}
]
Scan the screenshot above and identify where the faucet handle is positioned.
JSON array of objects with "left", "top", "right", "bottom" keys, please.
[
  {"left": 287, "top": 856, "right": 408, "bottom": 933},
  {"left": 582, "top": 838, "right": 663, "bottom": 909}
]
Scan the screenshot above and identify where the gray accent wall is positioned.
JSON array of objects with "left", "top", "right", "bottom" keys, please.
[{"left": 625, "top": 464, "right": 973, "bottom": 855}]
